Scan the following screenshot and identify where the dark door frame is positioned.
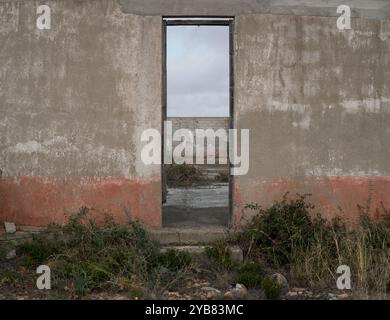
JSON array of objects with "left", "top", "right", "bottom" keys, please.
[{"left": 161, "top": 17, "right": 235, "bottom": 227}]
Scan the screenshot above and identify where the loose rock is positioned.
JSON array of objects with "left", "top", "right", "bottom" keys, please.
[
  {"left": 224, "top": 284, "right": 248, "bottom": 299},
  {"left": 6, "top": 249, "right": 16, "bottom": 260},
  {"left": 271, "top": 273, "right": 289, "bottom": 293},
  {"left": 4, "top": 222, "right": 16, "bottom": 234},
  {"left": 201, "top": 287, "right": 221, "bottom": 300}
]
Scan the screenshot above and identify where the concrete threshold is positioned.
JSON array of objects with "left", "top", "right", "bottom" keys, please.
[
  {"left": 151, "top": 226, "right": 229, "bottom": 245},
  {"left": 0, "top": 225, "right": 230, "bottom": 246},
  {"left": 160, "top": 245, "right": 243, "bottom": 264}
]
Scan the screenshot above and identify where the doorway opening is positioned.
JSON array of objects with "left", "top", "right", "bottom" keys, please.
[{"left": 162, "top": 18, "right": 234, "bottom": 228}]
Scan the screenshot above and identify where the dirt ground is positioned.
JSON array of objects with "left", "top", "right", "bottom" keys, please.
[{"left": 0, "top": 256, "right": 361, "bottom": 301}]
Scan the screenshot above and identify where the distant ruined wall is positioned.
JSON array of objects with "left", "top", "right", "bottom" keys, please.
[
  {"left": 0, "top": 0, "right": 162, "bottom": 227},
  {"left": 233, "top": 14, "right": 390, "bottom": 224},
  {"left": 167, "top": 117, "right": 230, "bottom": 166}
]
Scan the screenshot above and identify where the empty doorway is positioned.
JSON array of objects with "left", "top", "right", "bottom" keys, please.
[{"left": 162, "top": 18, "right": 233, "bottom": 228}]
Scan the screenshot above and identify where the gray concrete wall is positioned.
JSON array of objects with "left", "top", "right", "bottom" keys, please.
[
  {"left": 1, "top": 0, "right": 390, "bottom": 227},
  {"left": 0, "top": 0, "right": 162, "bottom": 226},
  {"left": 233, "top": 14, "right": 390, "bottom": 223}
]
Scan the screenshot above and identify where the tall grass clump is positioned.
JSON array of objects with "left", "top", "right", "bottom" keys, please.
[{"left": 234, "top": 194, "right": 390, "bottom": 296}]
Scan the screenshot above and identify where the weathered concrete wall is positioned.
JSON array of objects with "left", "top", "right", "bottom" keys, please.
[
  {"left": 2, "top": 0, "right": 390, "bottom": 228},
  {"left": 0, "top": 0, "right": 162, "bottom": 226},
  {"left": 234, "top": 14, "right": 390, "bottom": 224}
]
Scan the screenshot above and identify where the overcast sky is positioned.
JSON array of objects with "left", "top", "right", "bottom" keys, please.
[{"left": 167, "top": 26, "right": 230, "bottom": 117}]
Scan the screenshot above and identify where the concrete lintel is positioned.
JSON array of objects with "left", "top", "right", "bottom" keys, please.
[
  {"left": 117, "top": 0, "right": 390, "bottom": 20},
  {"left": 0, "top": 1, "right": 389, "bottom": 20}
]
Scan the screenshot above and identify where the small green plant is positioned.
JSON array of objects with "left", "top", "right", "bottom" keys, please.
[
  {"left": 0, "top": 242, "right": 15, "bottom": 261},
  {"left": 205, "top": 240, "right": 236, "bottom": 271},
  {"left": 0, "top": 269, "right": 20, "bottom": 286},
  {"left": 159, "top": 249, "right": 192, "bottom": 272},
  {"left": 71, "top": 267, "right": 94, "bottom": 296},
  {"left": 234, "top": 262, "right": 265, "bottom": 289},
  {"left": 18, "top": 233, "right": 65, "bottom": 267},
  {"left": 262, "top": 276, "right": 282, "bottom": 300}
]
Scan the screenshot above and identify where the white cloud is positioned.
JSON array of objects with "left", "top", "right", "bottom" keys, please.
[{"left": 167, "top": 26, "right": 230, "bottom": 117}]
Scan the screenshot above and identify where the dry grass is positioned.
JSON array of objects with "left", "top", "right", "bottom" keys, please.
[{"left": 211, "top": 194, "right": 390, "bottom": 297}]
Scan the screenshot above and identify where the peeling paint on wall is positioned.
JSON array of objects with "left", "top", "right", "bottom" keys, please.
[
  {"left": 0, "top": 176, "right": 161, "bottom": 227},
  {"left": 233, "top": 176, "right": 390, "bottom": 225}
]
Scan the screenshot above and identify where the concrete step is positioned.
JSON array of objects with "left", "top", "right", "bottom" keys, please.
[
  {"left": 1, "top": 226, "right": 229, "bottom": 247},
  {"left": 160, "top": 245, "right": 243, "bottom": 264},
  {"left": 151, "top": 226, "right": 228, "bottom": 245},
  {"left": 193, "top": 165, "right": 229, "bottom": 177}
]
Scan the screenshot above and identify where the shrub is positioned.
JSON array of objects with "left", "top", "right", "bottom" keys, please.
[
  {"left": 205, "top": 240, "right": 236, "bottom": 272},
  {"left": 159, "top": 249, "right": 192, "bottom": 272},
  {"left": 17, "top": 208, "right": 192, "bottom": 296},
  {"left": 166, "top": 163, "right": 203, "bottom": 187},
  {"left": 262, "top": 276, "right": 282, "bottom": 300},
  {"left": 234, "top": 262, "right": 265, "bottom": 289},
  {"left": 234, "top": 194, "right": 390, "bottom": 295},
  {"left": 237, "top": 194, "right": 320, "bottom": 266},
  {"left": 19, "top": 233, "right": 65, "bottom": 267}
]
